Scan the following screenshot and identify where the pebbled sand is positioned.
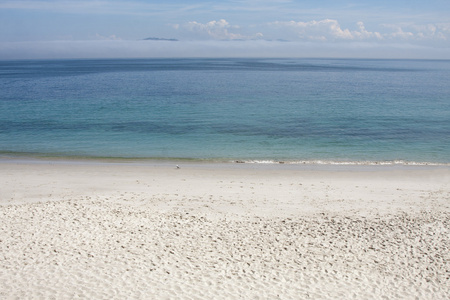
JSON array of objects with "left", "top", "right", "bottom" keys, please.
[{"left": 1, "top": 160, "right": 449, "bottom": 299}]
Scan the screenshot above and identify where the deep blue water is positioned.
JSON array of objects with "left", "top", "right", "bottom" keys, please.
[{"left": 0, "top": 58, "right": 449, "bottom": 164}]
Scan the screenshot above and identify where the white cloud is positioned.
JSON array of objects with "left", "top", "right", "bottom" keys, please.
[
  {"left": 268, "top": 19, "right": 450, "bottom": 44},
  {"left": 269, "top": 19, "right": 382, "bottom": 41},
  {"left": 179, "top": 19, "right": 263, "bottom": 40},
  {"left": 382, "top": 24, "right": 415, "bottom": 40},
  {"left": 354, "top": 22, "right": 383, "bottom": 40},
  {"left": 184, "top": 19, "right": 241, "bottom": 40},
  {"left": 406, "top": 23, "right": 449, "bottom": 41},
  {"left": 379, "top": 22, "right": 450, "bottom": 44}
]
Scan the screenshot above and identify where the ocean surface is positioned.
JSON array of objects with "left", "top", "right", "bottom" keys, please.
[{"left": 0, "top": 58, "right": 449, "bottom": 164}]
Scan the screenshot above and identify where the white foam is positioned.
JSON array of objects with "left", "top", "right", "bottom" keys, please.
[{"left": 233, "top": 159, "right": 450, "bottom": 166}]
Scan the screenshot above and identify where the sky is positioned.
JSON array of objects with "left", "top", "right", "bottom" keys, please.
[{"left": 0, "top": 0, "right": 450, "bottom": 59}]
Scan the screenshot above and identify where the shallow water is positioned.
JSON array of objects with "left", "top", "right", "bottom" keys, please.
[{"left": 1, "top": 58, "right": 449, "bottom": 164}]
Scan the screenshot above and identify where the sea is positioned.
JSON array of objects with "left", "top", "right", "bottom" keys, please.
[{"left": 0, "top": 58, "right": 449, "bottom": 165}]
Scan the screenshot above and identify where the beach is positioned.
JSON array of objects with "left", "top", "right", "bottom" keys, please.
[{"left": 0, "top": 160, "right": 449, "bottom": 299}]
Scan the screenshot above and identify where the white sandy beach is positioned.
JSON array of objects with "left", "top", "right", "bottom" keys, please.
[{"left": 0, "top": 160, "right": 449, "bottom": 299}]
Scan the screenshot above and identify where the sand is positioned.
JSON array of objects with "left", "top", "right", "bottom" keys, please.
[{"left": 0, "top": 160, "right": 449, "bottom": 299}]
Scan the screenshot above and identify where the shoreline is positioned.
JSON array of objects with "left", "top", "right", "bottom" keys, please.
[
  {"left": 1, "top": 154, "right": 450, "bottom": 168},
  {"left": 1, "top": 158, "right": 449, "bottom": 213},
  {"left": 1, "top": 158, "right": 449, "bottom": 299}
]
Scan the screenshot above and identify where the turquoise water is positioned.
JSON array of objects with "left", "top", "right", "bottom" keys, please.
[{"left": 0, "top": 58, "right": 449, "bottom": 164}]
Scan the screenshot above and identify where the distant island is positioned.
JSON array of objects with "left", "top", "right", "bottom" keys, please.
[{"left": 142, "top": 37, "right": 178, "bottom": 41}]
